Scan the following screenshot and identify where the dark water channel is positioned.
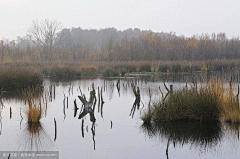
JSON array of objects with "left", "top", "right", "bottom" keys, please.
[{"left": 0, "top": 77, "right": 240, "bottom": 159}]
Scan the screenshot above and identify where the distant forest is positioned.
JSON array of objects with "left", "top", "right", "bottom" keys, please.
[{"left": 1, "top": 24, "right": 240, "bottom": 62}]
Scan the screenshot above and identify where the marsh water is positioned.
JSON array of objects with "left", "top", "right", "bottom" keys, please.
[{"left": 1, "top": 76, "right": 240, "bottom": 159}]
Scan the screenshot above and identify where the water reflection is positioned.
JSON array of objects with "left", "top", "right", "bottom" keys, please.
[
  {"left": 100, "top": 87, "right": 104, "bottom": 118},
  {"left": 0, "top": 89, "right": 5, "bottom": 107},
  {"left": 77, "top": 84, "right": 97, "bottom": 150},
  {"left": 91, "top": 122, "right": 96, "bottom": 150},
  {"left": 130, "top": 83, "right": 141, "bottom": 118},
  {"left": 141, "top": 121, "right": 223, "bottom": 158},
  {"left": 74, "top": 99, "right": 79, "bottom": 117},
  {"left": 18, "top": 122, "right": 54, "bottom": 151},
  {"left": 0, "top": 89, "right": 6, "bottom": 134},
  {"left": 224, "top": 122, "right": 240, "bottom": 140},
  {"left": 80, "top": 118, "right": 96, "bottom": 150},
  {"left": 79, "top": 106, "right": 96, "bottom": 122},
  {"left": 2, "top": 76, "right": 240, "bottom": 158},
  {"left": 0, "top": 116, "right": 2, "bottom": 135},
  {"left": 15, "top": 86, "right": 55, "bottom": 151},
  {"left": 77, "top": 85, "right": 96, "bottom": 122},
  {"left": 116, "top": 79, "right": 120, "bottom": 96}
]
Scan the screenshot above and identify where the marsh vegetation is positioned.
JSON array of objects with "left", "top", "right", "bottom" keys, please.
[
  {"left": 142, "top": 77, "right": 240, "bottom": 124},
  {"left": 1, "top": 23, "right": 240, "bottom": 159},
  {"left": 0, "top": 76, "right": 240, "bottom": 158}
]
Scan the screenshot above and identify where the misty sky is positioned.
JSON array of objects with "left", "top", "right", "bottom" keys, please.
[{"left": 0, "top": 0, "right": 240, "bottom": 40}]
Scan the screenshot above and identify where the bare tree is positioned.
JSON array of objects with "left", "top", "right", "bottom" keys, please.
[{"left": 27, "top": 19, "right": 62, "bottom": 60}]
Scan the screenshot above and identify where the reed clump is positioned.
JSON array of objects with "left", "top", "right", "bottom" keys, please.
[
  {"left": 208, "top": 78, "right": 240, "bottom": 123},
  {"left": 24, "top": 90, "right": 43, "bottom": 123},
  {"left": 28, "top": 104, "right": 42, "bottom": 123},
  {"left": 152, "top": 87, "right": 221, "bottom": 122},
  {"left": 143, "top": 78, "right": 240, "bottom": 124},
  {"left": 141, "top": 110, "right": 153, "bottom": 125},
  {"left": 221, "top": 87, "right": 240, "bottom": 123}
]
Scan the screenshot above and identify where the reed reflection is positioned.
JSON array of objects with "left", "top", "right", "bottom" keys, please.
[
  {"left": 224, "top": 122, "right": 240, "bottom": 140},
  {"left": 17, "top": 86, "right": 54, "bottom": 150},
  {"left": 141, "top": 121, "right": 223, "bottom": 158},
  {"left": 18, "top": 121, "right": 54, "bottom": 151}
]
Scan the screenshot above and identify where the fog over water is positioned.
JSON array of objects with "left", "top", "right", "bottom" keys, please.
[{"left": 0, "top": 0, "right": 240, "bottom": 40}]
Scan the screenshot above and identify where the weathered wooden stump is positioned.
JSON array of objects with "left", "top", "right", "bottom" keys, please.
[{"left": 78, "top": 84, "right": 96, "bottom": 122}]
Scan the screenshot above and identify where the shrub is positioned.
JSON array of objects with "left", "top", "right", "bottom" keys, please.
[
  {"left": 140, "top": 64, "right": 151, "bottom": 72},
  {"left": 126, "top": 65, "right": 136, "bottom": 72},
  {"left": 158, "top": 65, "right": 170, "bottom": 72},
  {"left": 120, "top": 68, "right": 127, "bottom": 77},
  {"left": 171, "top": 64, "right": 182, "bottom": 73},
  {"left": 102, "top": 68, "right": 119, "bottom": 77}
]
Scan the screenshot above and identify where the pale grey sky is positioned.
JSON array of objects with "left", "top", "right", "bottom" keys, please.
[{"left": 0, "top": 0, "right": 240, "bottom": 40}]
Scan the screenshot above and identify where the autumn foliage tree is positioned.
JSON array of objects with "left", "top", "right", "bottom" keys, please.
[{"left": 1, "top": 26, "right": 240, "bottom": 63}]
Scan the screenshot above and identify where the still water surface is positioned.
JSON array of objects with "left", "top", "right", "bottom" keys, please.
[{"left": 0, "top": 78, "right": 240, "bottom": 159}]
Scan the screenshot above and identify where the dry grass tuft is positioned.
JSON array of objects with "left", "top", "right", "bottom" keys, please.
[
  {"left": 24, "top": 89, "right": 43, "bottom": 123},
  {"left": 28, "top": 104, "right": 42, "bottom": 123}
]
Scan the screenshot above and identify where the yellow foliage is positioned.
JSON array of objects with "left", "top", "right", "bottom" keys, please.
[
  {"left": 82, "top": 66, "right": 98, "bottom": 73},
  {"left": 151, "top": 65, "right": 154, "bottom": 72}
]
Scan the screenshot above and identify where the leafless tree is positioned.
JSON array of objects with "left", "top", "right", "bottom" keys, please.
[{"left": 27, "top": 19, "right": 62, "bottom": 60}]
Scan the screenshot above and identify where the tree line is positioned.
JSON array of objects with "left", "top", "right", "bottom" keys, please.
[{"left": 0, "top": 19, "right": 240, "bottom": 62}]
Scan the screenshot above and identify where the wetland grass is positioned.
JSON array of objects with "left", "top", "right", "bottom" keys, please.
[
  {"left": 0, "top": 66, "right": 43, "bottom": 91},
  {"left": 221, "top": 86, "right": 240, "bottom": 123},
  {"left": 42, "top": 65, "right": 82, "bottom": 78},
  {"left": 142, "top": 78, "right": 240, "bottom": 124},
  {"left": 1, "top": 59, "right": 239, "bottom": 86},
  {"left": 24, "top": 89, "right": 43, "bottom": 123},
  {"left": 144, "top": 87, "right": 221, "bottom": 123}
]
